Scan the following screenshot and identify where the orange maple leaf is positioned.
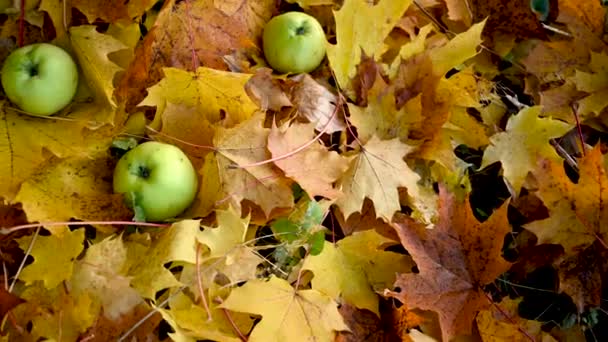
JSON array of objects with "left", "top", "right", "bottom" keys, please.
[
  {"left": 524, "top": 145, "right": 608, "bottom": 254},
  {"left": 389, "top": 187, "right": 511, "bottom": 341}
]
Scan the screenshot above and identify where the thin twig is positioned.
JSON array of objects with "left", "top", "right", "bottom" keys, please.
[
  {"left": 217, "top": 297, "right": 248, "bottom": 342},
  {"left": 9, "top": 226, "right": 40, "bottom": 292},
  {"left": 195, "top": 243, "right": 213, "bottom": 321}
]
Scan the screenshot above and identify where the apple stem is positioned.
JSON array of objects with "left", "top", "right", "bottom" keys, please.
[{"left": 18, "top": 0, "right": 25, "bottom": 47}]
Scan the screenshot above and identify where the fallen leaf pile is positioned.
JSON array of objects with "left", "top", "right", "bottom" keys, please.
[{"left": 1, "top": 0, "right": 608, "bottom": 341}]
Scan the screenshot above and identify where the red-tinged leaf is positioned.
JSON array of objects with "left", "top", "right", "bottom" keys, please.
[{"left": 388, "top": 186, "right": 511, "bottom": 341}]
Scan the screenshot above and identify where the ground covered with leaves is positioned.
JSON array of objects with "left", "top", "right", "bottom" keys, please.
[{"left": 0, "top": 0, "right": 608, "bottom": 341}]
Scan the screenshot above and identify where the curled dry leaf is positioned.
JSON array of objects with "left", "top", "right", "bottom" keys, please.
[
  {"left": 245, "top": 68, "right": 293, "bottom": 111},
  {"left": 290, "top": 74, "right": 346, "bottom": 133}
]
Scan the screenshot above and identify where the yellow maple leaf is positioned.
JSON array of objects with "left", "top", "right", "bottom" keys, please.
[
  {"left": 328, "top": 0, "right": 412, "bottom": 94},
  {"left": 477, "top": 298, "right": 545, "bottom": 342},
  {"left": 429, "top": 20, "right": 485, "bottom": 76},
  {"left": 336, "top": 136, "right": 420, "bottom": 220},
  {"left": 221, "top": 276, "right": 349, "bottom": 342},
  {"left": 9, "top": 282, "right": 96, "bottom": 341},
  {"left": 0, "top": 102, "right": 96, "bottom": 201},
  {"left": 195, "top": 207, "right": 262, "bottom": 286},
  {"left": 71, "top": 235, "right": 143, "bottom": 321},
  {"left": 16, "top": 228, "right": 85, "bottom": 288},
  {"left": 129, "top": 220, "right": 201, "bottom": 299},
  {"left": 14, "top": 153, "right": 132, "bottom": 230},
  {"left": 570, "top": 51, "right": 608, "bottom": 117},
  {"left": 160, "top": 289, "right": 253, "bottom": 342},
  {"left": 302, "top": 229, "right": 414, "bottom": 315},
  {"left": 70, "top": 25, "right": 127, "bottom": 117},
  {"left": 141, "top": 67, "right": 258, "bottom": 129},
  {"left": 196, "top": 114, "right": 294, "bottom": 218},
  {"left": 525, "top": 146, "right": 608, "bottom": 253},
  {"left": 197, "top": 206, "right": 250, "bottom": 259},
  {"left": 348, "top": 75, "right": 419, "bottom": 143},
  {"left": 480, "top": 106, "right": 572, "bottom": 195}
]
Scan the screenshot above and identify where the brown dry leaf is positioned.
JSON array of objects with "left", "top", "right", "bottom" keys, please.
[
  {"left": 83, "top": 303, "right": 162, "bottom": 341},
  {"left": 540, "top": 82, "right": 582, "bottom": 123},
  {"left": 290, "top": 74, "right": 346, "bottom": 133},
  {"left": 524, "top": 145, "right": 608, "bottom": 254},
  {"left": 468, "top": 0, "right": 546, "bottom": 44},
  {"left": 335, "top": 303, "right": 388, "bottom": 342},
  {"left": 444, "top": 0, "right": 473, "bottom": 26},
  {"left": 388, "top": 187, "right": 511, "bottom": 342},
  {"left": 197, "top": 114, "right": 294, "bottom": 218},
  {"left": 116, "top": 0, "right": 276, "bottom": 109},
  {"left": 522, "top": 41, "right": 590, "bottom": 83},
  {"left": 245, "top": 68, "right": 293, "bottom": 112},
  {"left": 0, "top": 287, "right": 24, "bottom": 319},
  {"left": 555, "top": 241, "right": 608, "bottom": 312},
  {"left": 268, "top": 122, "right": 350, "bottom": 199},
  {"left": 335, "top": 136, "right": 420, "bottom": 221}
]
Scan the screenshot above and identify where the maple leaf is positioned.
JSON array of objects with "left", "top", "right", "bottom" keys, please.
[
  {"left": 83, "top": 302, "right": 163, "bottom": 341},
  {"left": 16, "top": 228, "right": 85, "bottom": 289},
  {"left": 141, "top": 66, "right": 258, "bottom": 128},
  {"left": 14, "top": 153, "right": 132, "bottom": 230},
  {"left": 428, "top": 20, "right": 485, "bottom": 76},
  {"left": 444, "top": 0, "right": 472, "bottom": 26},
  {"left": 290, "top": 74, "right": 346, "bottom": 133},
  {"left": 555, "top": 241, "right": 608, "bottom": 312},
  {"left": 245, "top": 68, "right": 293, "bottom": 111},
  {"left": 525, "top": 145, "right": 608, "bottom": 254},
  {"left": 9, "top": 282, "right": 96, "bottom": 341},
  {"left": 221, "top": 275, "right": 349, "bottom": 342},
  {"left": 349, "top": 73, "right": 417, "bottom": 143},
  {"left": 190, "top": 206, "right": 261, "bottom": 285},
  {"left": 335, "top": 136, "right": 420, "bottom": 220},
  {"left": 0, "top": 287, "right": 24, "bottom": 319},
  {"left": 70, "top": 235, "right": 143, "bottom": 320},
  {"left": 0, "top": 102, "right": 100, "bottom": 200},
  {"left": 160, "top": 289, "right": 254, "bottom": 342},
  {"left": 129, "top": 220, "right": 201, "bottom": 299},
  {"left": 140, "top": 67, "right": 259, "bottom": 166},
  {"left": 476, "top": 298, "right": 546, "bottom": 341},
  {"left": 480, "top": 106, "right": 572, "bottom": 195},
  {"left": 328, "top": 0, "right": 413, "bottom": 95},
  {"left": 468, "top": 0, "right": 546, "bottom": 42},
  {"left": 388, "top": 187, "right": 511, "bottom": 342},
  {"left": 195, "top": 114, "right": 294, "bottom": 218},
  {"left": 70, "top": 25, "right": 126, "bottom": 116},
  {"left": 569, "top": 51, "right": 608, "bottom": 118},
  {"left": 71, "top": 0, "right": 156, "bottom": 25},
  {"left": 268, "top": 122, "right": 351, "bottom": 199},
  {"left": 198, "top": 206, "right": 250, "bottom": 259},
  {"left": 302, "top": 229, "right": 414, "bottom": 315},
  {"left": 116, "top": 0, "right": 276, "bottom": 109}
]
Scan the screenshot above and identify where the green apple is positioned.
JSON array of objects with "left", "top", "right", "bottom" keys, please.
[
  {"left": 262, "top": 11, "right": 326, "bottom": 74},
  {"left": 113, "top": 141, "right": 198, "bottom": 222},
  {"left": 1, "top": 43, "right": 78, "bottom": 116}
]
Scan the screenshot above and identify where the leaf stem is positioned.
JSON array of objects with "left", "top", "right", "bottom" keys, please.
[{"left": 0, "top": 221, "right": 170, "bottom": 235}]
